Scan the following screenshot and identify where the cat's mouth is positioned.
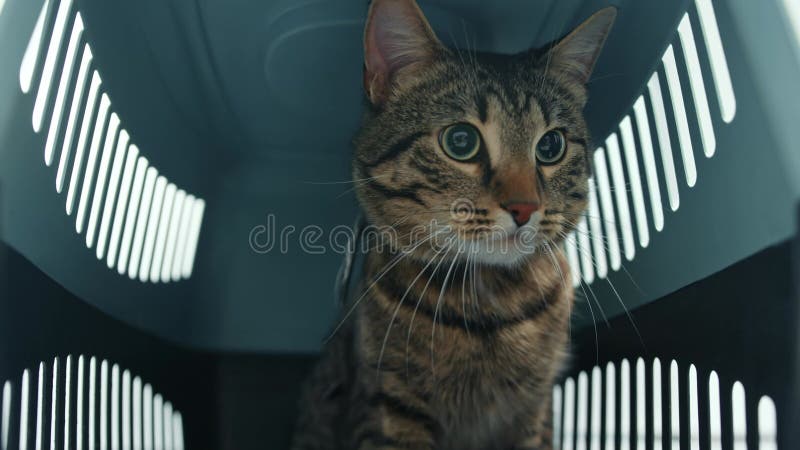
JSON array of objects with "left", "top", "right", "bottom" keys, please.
[
  {"left": 484, "top": 224, "right": 539, "bottom": 247},
  {"left": 448, "top": 222, "right": 543, "bottom": 266}
]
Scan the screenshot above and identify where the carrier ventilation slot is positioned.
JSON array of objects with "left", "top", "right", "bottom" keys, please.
[
  {"left": 0, "top": 356, "right": 184, "bottom": 450},
  {"left": 19, "top": 0, "right": 206, "bottom": 283},
  {"left": 565, "top": 0, "right": 737, "bottom": 286},
  {"left": 553, "top": 358, "right": 778, "bottom": 450}
]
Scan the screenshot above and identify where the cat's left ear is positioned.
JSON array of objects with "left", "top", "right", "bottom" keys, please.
[
  {"left": 363, "top": 0, "right": 444, "bottom": 105},
  {"left": 546, "top": 6, "right": 617, "bottom": 84}
]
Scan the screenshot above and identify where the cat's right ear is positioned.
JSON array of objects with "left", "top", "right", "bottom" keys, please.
[
  {"left": 363, "top": 0, "right": 443, "bottom": 105},
  {"left": 545, "top": 6, "right": 617, "bottom": 85}
]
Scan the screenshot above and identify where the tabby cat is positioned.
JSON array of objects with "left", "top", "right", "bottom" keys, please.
[{"left": 292, "top": 1, "right": 615, "bottom": 449}]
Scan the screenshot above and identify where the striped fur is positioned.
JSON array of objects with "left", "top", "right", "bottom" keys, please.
[{"left": 292, "top": 2, "right": 615, "bottom": 449}]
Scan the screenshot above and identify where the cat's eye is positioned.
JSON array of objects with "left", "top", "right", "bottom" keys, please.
[
  {"left": 440, "top": 123, "right": 482, "bottom": 161},
  {"left": 535, "top": 130, "right": 567, "bottom": 165}
]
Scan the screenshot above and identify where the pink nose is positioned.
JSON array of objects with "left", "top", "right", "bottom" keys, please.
[{"left": 502, "top": 202, "right": 540, "bottom": 227}]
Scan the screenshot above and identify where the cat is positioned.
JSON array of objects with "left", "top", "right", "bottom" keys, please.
[{"left": 291, "top": 1, "right": 615, "bottom": 449}]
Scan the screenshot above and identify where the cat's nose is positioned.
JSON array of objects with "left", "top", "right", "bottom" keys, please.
[{"left": 501, "top": 202, "right": 540, "bottom": 227}]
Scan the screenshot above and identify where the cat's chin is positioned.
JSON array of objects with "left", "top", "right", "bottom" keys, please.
[
  {"left": 470, "top": 249, "right": 533, "bottom": 268},
  {"left": 467, "top": 245, "right": 537, "bottom": 268},
  {"left": 401, "top": 235, "right": 539, "bottom": 268}
]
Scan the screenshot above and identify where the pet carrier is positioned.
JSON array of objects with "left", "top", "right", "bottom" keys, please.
[{"left": 0, "top": 0, "right": 797, "bottom": 448}]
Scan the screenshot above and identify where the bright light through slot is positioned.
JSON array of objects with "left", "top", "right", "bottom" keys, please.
[
  {"left": 76, "top": 93, "right": 111, "bottom": 234},
  {"left": 45, "top": 13, "right": 83, "bottom": 166},
  {"left": 19, "top": 0, "right": 49, "bottom": 94},
  {"left": 593, "top": 148, "right": 621, "bottom": 271},
  {"left": 695, "top": 0, "right": 737, "bottom": 123},
  {"left": 97, "top": 130, "right": 130, "bottom": 260},
  {"left": 56, "top": 45, "right": 92, "bottom": 193},
  {"left": 662, "top": 45, "right": 698, "bottom": 188},
  {"left": 678, "top": 13, "right": 716, "bottom": 157},
  {"left": 620, "top": 116, "right": 650, "bottom": 248},
  {"left": 576, "top": 372, "right": 588, "bottom": 450},
  {"left": 65, "top": 71, "right": 102, "bottom": 215},
  {"left": 587, "top": 179, "right": 608, "bottom": 279},
  {"left": 605, "top": 133, "right": 635, "bottom": 261},
  {"left": 87, "top": 113, "right": 121, "bottom": 249},
  {"left": 117, "top": 156, "right": 149, "bottom": 275},
  {"left": 633, "top": 96, "right": 665, "bottom": 231},
  {"left": 32, "top": 0, "right": 74, "bottom": 132},
  {"left": 688, "top": 365, "right": 699, "bottom": 450},
  {"left": 647, "top": 73, "right": 680, "bottom": 211}
]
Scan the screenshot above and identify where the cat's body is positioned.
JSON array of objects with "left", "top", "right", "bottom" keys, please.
[
  {"left": 292, "top": 252, "right": 571, "bottom": 450},
  {"left": 292, "top": 1, "right": 615, "bottom": 449}
]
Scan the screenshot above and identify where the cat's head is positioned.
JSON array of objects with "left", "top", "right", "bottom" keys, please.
[{"left": 354, "top": 0, "right": 615, "bottom": 266}]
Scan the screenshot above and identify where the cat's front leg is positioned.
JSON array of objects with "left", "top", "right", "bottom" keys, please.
[
  {"left": 512, "top": 433, "right": 553, "bottom": 450},
  {"left": 350, "top": 389, "right": 438, "bottom": 450},
  {"left": 512, "top": 402, "right": 554, "bottom": 450}
]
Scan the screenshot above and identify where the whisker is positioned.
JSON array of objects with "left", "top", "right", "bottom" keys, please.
[
  {"left": 302, "top": 175, "right": 389, "bottom": 185},
  {"left": 557, "top": 217, "right": 645, "bottom": 295},
  {"left": 460, "top": 242, "right": 472, "bottom": 338},
  {"left": 555, "top": 228, "right": 610, "bottom": 325},
  {"left": 557, "top": 229, "right": 644, "bottom": 350},
  {"left": 547, "top": 238, "right": 600, "bottom": 363},
  {"left": 326, "top": 228, "right": 449, "bottom": 342},
  {"left": 431, "top": 242, "right": 463, "bottom": 376},
  {"left": 376, "top": 245, "right": 444, "bottom": 378},
  {"left": 549, "top": 209, "right": 620, "bottom": 229},
  {"left": 470, "top": 244, "right": 480, "bottom": 315},
  {"left": 406, "top": 243, "right": 455, "bottom": 378},
  {"left": 603, "top": 271, "right": 646, "bottom": 351}
]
